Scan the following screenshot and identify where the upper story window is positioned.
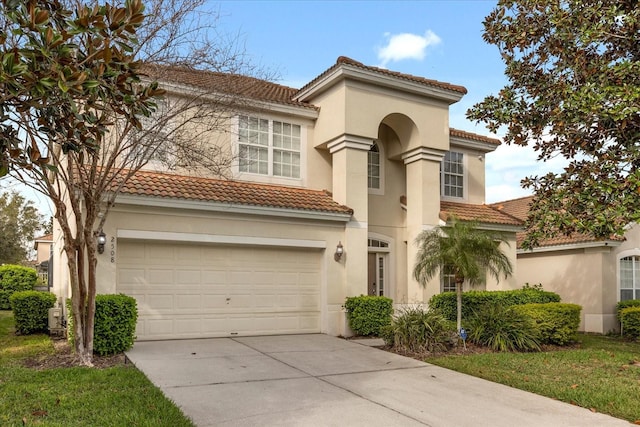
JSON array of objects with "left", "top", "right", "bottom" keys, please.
[
  {"left": 620, "top": 256, "right": 640, "bottom": 301},
  {"left": 368, "top": 142, "right": 381, "bottom": 189},
  {"left": 130, "top": 100, "right": 174, "bottom": 169},
  {"left": 441, "top": 151, "right": 464, "bottom": 198},
  {"left": 238, "top": 115, "right": 300, "bottom": 178}
]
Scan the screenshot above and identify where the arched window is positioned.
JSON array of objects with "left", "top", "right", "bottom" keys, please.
[
  {"left": 620, "top": 256, "right": 640, "bottom": 301},
  {"left": 368, "top": 142, "right": 380, "bottom": 190}
]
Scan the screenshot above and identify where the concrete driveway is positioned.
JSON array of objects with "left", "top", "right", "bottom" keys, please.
[{"left": 126, "top": 334, "right": 631, "bottom": 427}]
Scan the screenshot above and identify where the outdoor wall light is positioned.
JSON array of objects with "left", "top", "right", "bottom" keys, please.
[
  {"left": 97, "top": 231, "right": 107, "bottom": 254},
  {"left": 334, "top": 241, "right": 344, "bottom": 262}
]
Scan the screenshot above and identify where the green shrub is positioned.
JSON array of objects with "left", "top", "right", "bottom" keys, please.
[
  {"left": 467, "top": 303, "right": 541, "bottom": 352},
  {"left": 66, "top": 294, "right": 138, "bottom": 355},
  {"left": 0, "top": 265, "right": 38, "bottom": 309},
  {"left": 344, "top": 295, "right": 393, "bottom": 336},
  {"left": 384, "top": 306, "right": 456, "bottom": 353},
  {"left": 93, "top": 294, "right": 138, "bottom": 356},
  {"left": 616, "top": 300, "right": 640, "bottom": 322},
  {"left": 9, "top": 290, "right": 56, "bottom": 334},
  {"left": 429, "top": 289, "right": 561, "bottom": 323},
  {"left": 620, "top": 307, "right": 640, "bottom": 339},
  {"left": 512, "top": 303, "right": 581, "bottom": 345}
]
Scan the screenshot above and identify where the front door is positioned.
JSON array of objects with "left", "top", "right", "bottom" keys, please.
[{"left": 367, "top": 252, "right": 386, "bottom": 296}]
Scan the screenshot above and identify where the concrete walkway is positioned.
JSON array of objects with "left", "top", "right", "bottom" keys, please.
[{"left": 125, "top": 334, "right": 631, "bottom": 427}]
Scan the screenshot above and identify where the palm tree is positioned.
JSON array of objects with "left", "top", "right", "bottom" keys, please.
[{"left": 413, "top": 218, "right": 513, "bottom": 333}]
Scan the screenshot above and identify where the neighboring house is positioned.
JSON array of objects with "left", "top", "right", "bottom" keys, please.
[
  {"left": 34, "top": 233, "right": 53, "bottom": 265},
  {"left": 492, "top": 196, "right": 630, "bottom": 333},
  {"left": 52, "top": 56, "right": 522, "bottom": 340},
  {"left": 33, "top": 233, "right": 53, "bottom": 287}
]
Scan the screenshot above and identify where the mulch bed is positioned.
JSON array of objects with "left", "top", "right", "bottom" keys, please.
[{"left": 22, "top": 338, "right": 127, "bottom": 370}]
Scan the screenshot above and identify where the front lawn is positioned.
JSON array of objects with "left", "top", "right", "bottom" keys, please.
[
  {"left": 425, "top": 333, "right": 640, "bottom": 422},
  {"left": 0, "top": 310, "right": 194, "bottom": 426}
]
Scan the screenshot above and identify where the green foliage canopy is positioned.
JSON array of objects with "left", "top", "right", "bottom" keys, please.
[{"left": 467, "top": 0, "right": 640, "bottom": 248}]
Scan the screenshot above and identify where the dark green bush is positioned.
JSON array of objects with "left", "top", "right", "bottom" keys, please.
[
  {"left": 467, "top": 303, "right": 541, "bottom": 352},
  {"left": 429, "top": 289, "right": 561, "bottom": 323},
  {"left": 512, "top": 303, "right": 581, "bottom": 345},
  {"left": 66, "top": 294, "right": 138, "bottom": 355},
  {"left": 9, "top": 290, "right": 56, "bottom": 334},
  {"left": 93, "top": 294, "right": 138, "bottom": 356},
  {"left": 384, "top": 306, "right": 456, "bottom": 352},
  {"left": 616, "top": 300, "right": 640, "bottom": 322},
  {"left": 620, "top": 307, "right": 640, "bottom": 339},
  {"left": 344, "top": 295, "right": 393, "bottom": 336},
  {"left": 0, "top": 265, "right": 38, "bottom": 309}
]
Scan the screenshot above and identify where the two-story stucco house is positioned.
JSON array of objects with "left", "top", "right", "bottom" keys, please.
[{"left": 51, "top": 57, "right": 522, "bottom": 340}]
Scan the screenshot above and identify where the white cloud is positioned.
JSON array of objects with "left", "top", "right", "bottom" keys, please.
[
  {"left": 485, "top": 143, "right": 570, "bottom": 203},
  {"left": 377, "top": 30, "right": 441, "bottom": 67}
]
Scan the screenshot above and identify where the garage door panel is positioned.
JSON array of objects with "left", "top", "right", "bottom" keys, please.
[{"left": 117, "top": 241, "right": 322, "bottom": 340}]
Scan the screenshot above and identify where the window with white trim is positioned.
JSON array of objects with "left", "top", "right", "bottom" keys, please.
[
  {"left": 238, "top": 115, "right": 301, "bottom": 178},
  {"left": 620, "top": 256, "right": 640, "bottom": 301},
  {"left": 441, "top": 151, "right": 464, "bottom": 198},
  {"left": 368, "top": 142, "right": 381, "bottom": 189},
  {"left": 441, "top": 265, "right": 456, "bottom": 293},
  {"left": 129, "top": 99, "right": 174, "bottom": 168}
]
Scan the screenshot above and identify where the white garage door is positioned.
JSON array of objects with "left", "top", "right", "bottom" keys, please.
[{"left": 116, "top": 241, "right": 322, "bottom": 340}]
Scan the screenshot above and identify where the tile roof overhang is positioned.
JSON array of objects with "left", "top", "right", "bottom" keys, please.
[
  {"left": 114, "top": 170, "right": 353, "bottom": 222},
  {"left": 449, "top": 128, "right": 501, "bottom": 152},
  {"left": 139, "top": 64, "right": 319, "bottom": 119},
  {"left": 294, "top": 56, "right": 467, "bottom": 105},
  {"left": 439, "top": 201, "right": 523, "bottom": 232},
  {"left": 490, "top": 196, "right": 623, "bottom": 251}
]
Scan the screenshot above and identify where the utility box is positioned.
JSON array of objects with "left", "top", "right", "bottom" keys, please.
[{"left": 48, "top": 307, "right": 64, "bottom": 336}]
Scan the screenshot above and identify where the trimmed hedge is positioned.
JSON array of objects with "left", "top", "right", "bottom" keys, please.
[
  {"left": 429, "top": 289, "right": 561, "bottom": 322},
  {"left": 620, "top": 307, "right": 640, "bottom": 339},
  {"left": 0, "top": 265, "right": 37, "bottom": 309},
  {"left": 9, "top": 290, "right": 56, "bottom": 334},
  {"left": 616, "top": 300, "right": 640, "bottom": 322},
  {"left": 94, "top": 294, "right": 138, "bottom": 356},
  {"left": 344, "top": 295, "right": 393, "bottom": 336},
  {"left": 66, "top": 294, "right": 138, "bottom": 356},
  {"left": 511, "top": 303, "right": 581, "bottom": 345}
]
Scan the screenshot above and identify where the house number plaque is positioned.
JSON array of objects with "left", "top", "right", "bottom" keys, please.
[{"left": 110, "top": 236, "right": 116, "bottom": 263}]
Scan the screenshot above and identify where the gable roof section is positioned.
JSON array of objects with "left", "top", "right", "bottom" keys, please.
[
  {"left": 490, "top": 196, "right": 621, "bottom": 249},
  {"left": 295, "top": 56, "right": 467, "bottom": 103},
  {"left": 440, "top": 201, "right": 522, "bottom": 228},
  {"left": 140, "top": 64, "right": 317, "bottom": 111},
  {"left": 116, "top": 170, "right": 353, "bottom": 218}
]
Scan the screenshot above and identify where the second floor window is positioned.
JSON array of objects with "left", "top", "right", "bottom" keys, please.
[
  {"left": 441, "top": 151, "right": 464, "bottom": 198},
  {"left": 238, "top": 115, "right": 301, "bottom": 178},
  {"left": 368, "top": 142, "right": 381, "bottom": 189}
]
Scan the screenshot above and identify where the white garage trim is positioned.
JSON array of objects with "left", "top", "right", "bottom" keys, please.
[{"left": 117, "top": 229, "right": 327, "bottom": 249}]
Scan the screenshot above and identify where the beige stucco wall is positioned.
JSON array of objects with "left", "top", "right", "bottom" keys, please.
[{"left": 517, "top": 246, "right": 617, "bottom": 333}]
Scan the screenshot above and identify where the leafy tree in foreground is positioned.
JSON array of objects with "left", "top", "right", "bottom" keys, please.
[
  {"left": 467, "top": 0, "right": 640, "bottom": 248},
  {"left": 0, "top": 0, "right": 261, "bottom": 365},
  {"left": 413, "top": 219, "right": 513, "bottom": 332},
  {"left": 0, "top": 191, "right": 46, "bottom": 264}
]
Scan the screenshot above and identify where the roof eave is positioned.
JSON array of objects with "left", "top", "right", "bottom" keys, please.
[
  {"left": 517, "top": 239, "right": 622, "bottom": 254},
  {"left": 114, "top": 194, "right": 352, "bottom": 223},
  {"left": 449, "top": 135, "right": 500, "bottom": 153},
  {"left": 148, "top": 78, "right": 320, "bottom": 120},
  {"left": 294, "top": 64, "right": 465, "bottom": 105}
]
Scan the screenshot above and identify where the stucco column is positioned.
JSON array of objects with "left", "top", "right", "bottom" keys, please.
[
  {"left": 328, "top": 134, "right": 372, "bottom": 300},
  {"left": 403, "top": 147, "right": 444, "bottom": 303}
]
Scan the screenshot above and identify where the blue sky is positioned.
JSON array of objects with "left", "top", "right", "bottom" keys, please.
[{"left": 216, "top": 0, "right": 568, "bottom": 203}]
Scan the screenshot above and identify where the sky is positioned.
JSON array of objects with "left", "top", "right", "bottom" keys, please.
[
  {"left": 215, "top": 0, "right": 569, "bottom": 203},
  {"left": 2, "top": 0, "right": 569, "bottom": 216}
]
